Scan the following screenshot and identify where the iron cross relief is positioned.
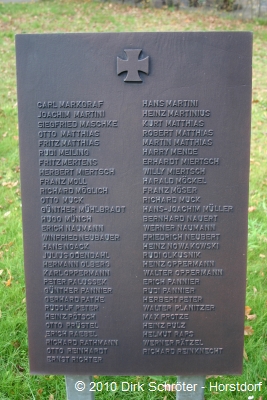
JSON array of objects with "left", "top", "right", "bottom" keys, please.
[{"left": 117, "top": 49, "right": 149, "bottom": 82}]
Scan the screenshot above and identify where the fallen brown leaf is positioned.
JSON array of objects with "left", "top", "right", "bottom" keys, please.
[
  {"left": 247, "top": 314, "right": 257, "bottom": 321},
  {"left": 4, "top": 269, "right": 12, "bottom": 287},
  {"left": 248, "top": 206, "right": 257, "bottom": 212},
  {"left": 244, "top": 326, "right": 254, "bottom": 335},
  {"left": 11, "top": 340, "right": 20, "bottom": 348},
  {"left": 245, "top": 305, "right": 257, "bottom": 321},
  {"left": 0, "top": 241, "right": 14, "bottom": 250},
  {"left": 2, "top": 181, "right": 18, "bottom": 188},
  {"left": 5, "top": 279, "right": 12, "bottom": 287},
  {"left": 245, "top": 306, "right": 252, "bottom": 316},
  {"left": 16, "top": 364, "right": 25, "bottom": 372}
]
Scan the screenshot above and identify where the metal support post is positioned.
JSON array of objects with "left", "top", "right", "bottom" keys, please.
[
  {"left": 176, "top": 376, "right": 206, "bottom": 400},
  {"left": 65, "top": 376, "right": 95, "bottom": 400}
]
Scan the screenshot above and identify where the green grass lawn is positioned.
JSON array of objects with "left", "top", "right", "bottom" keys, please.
[{"left": 0, "top": 1, "right": 267, "bottom": 399}]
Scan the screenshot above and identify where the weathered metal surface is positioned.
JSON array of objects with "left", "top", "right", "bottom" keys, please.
[{"left": 16, "top": 32, "right": 252, "bottom": 375}]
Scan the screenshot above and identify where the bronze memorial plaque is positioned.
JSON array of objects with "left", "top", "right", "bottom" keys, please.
[{"left": 16, "top": 32, "right": 252, "bottom": 375}]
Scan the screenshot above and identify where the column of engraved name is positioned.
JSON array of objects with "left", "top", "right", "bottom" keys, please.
[
  {"left": 142, "top": 99, "right": 225, "bottom": 356},
  {"left": 38, "top": 100, "right": 120, "bottom": 364}
]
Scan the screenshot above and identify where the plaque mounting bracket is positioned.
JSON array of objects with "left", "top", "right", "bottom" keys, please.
[
  {"left": 65, "top": 376, "right": 95, "bottom": 399},
  {"left": 176, "top": 376, "right": 205, "bottom": 399}
]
